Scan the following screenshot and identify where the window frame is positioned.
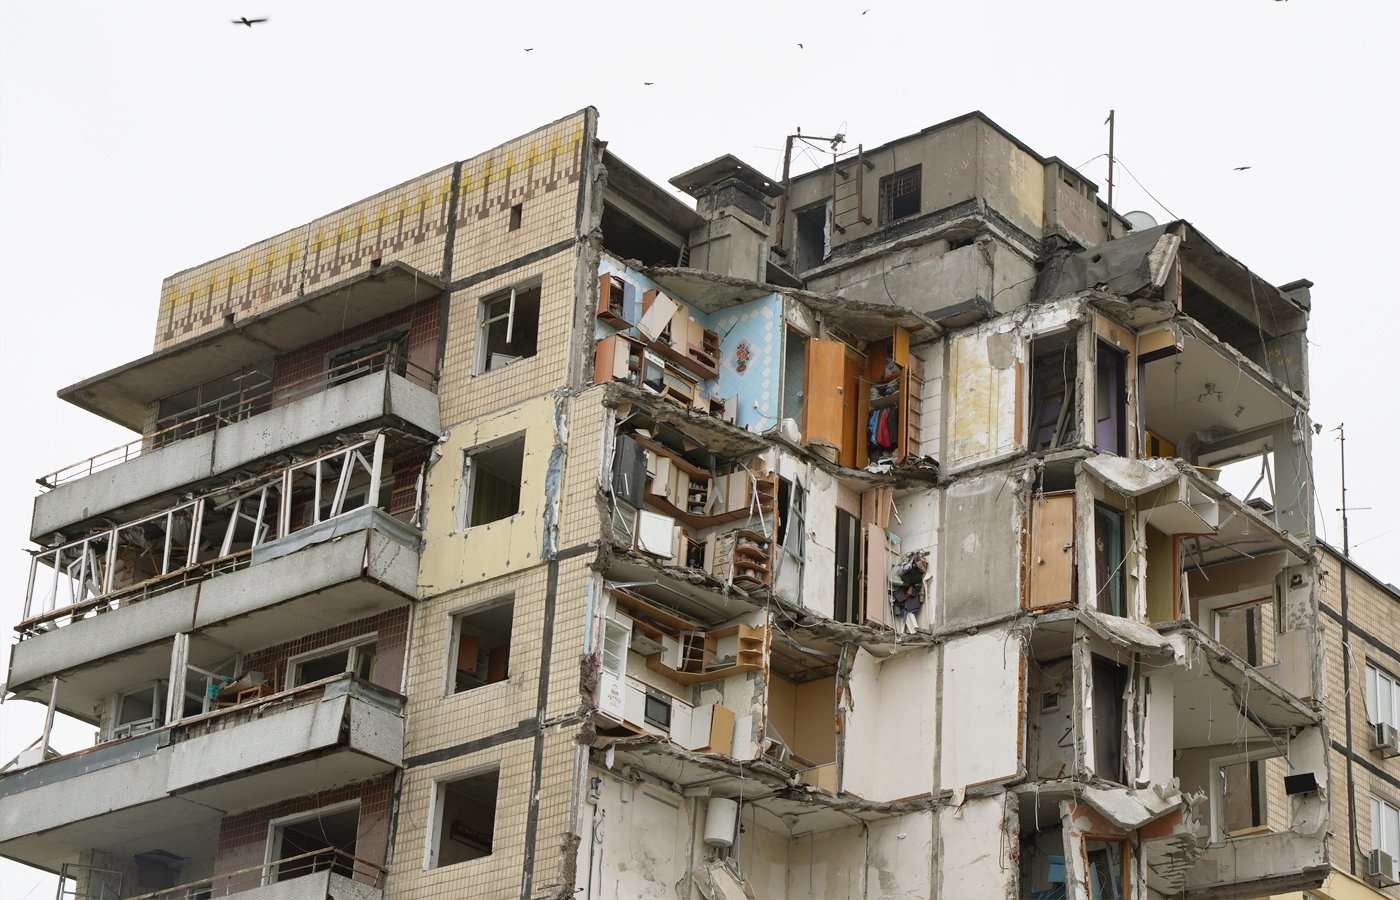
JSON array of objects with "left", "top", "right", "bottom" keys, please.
[
  {"left": 878, "top": 165, "right": 922, "bottom": 225},
  {"left": 454, "top": 433, "right": 527, "bottom": 531},
  {"left": 263, "top": 799, "right": 360, "bottom": 886},
  {"left": 427, "top": 766, "right": 502, "bottom": 869},
  {"left": 286, "top": 634, "right": 377, "bottom": 689},
  {"left": 1368, "top": 663, "right": 1400, "bottom": 729},
  {"left": 1094, "top": 503, "right": 1126, "bottom": 616},
  {"left": 1374, "top": 795, "right": 1400, "bottom": 860},
  {"left": 475, "top": 281, "right": 541, "bottom": 374},
  {"left": 447, "top": 596, "right": 515, "bottom": 696}
]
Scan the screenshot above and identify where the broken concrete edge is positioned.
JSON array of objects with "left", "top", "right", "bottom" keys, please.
[
  {"left": 632, "top": 262, "right": 946, "bottom": 339},
  {"left": 1156, "top": 622, "right": 1323, "bottom": 728}
]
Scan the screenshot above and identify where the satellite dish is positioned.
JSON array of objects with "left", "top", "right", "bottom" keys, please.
[{"left": 1123, "top": 210, "right": 1158, "bottom": 232}]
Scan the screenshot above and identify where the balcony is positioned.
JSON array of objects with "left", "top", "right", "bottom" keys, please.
[
  {"left": 0, "top": 676, "right": 403, "bottom": 876},
  {"left": 8, "top": 439, "right": 421, "bottom": 710},
  {"left": 33, "top": 351, "right": 440, "bottom": 542}
]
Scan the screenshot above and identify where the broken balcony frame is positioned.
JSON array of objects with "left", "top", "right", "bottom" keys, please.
[{"left": 20, "top": 434, "right": 420, "bottom": 635}]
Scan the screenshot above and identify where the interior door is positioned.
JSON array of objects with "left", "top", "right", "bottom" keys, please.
[{"left": 804, "top": 339, "right": 847, "bottom": 453}]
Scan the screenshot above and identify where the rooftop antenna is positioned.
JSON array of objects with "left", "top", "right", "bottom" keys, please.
[
  {"left": 1334, "top": 423, "right": 1372, "bottom": 557},
  {"left": 1105, "top": 109, "right": 1116, "bottom": 240},
  {"left": 773, "top": 128, "right": 846, "bottom": 256}
]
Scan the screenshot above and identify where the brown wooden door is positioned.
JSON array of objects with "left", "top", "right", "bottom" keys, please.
[
  {"left": 1028, "top": 491, "right": 1075, "bottom": 608},
  {"left": 805, "top": 338, "right": 847, "bottom": 452}
]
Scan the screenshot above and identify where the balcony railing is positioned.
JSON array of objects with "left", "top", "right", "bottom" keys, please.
[
  {"left": 20, "top": 435, "right": 413, "bottom": 636},
  {"left": 58, "top": 848, "right": 385, "bottom": 900},
  {"left": 38, "top": 348, "right": 437, "bottom": 490}
]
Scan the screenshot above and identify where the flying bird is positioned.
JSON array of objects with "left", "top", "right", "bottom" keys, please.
[
  {"left": 1233, "top": 166, "right": 1253, "bottom": 171},
  {"left": 524, "top": 47, "right": 534, "bottom": 52},
  {"left": 797, "top": 42, "right": 804, "bottom": 49},
  {"left": 232, "top": 17, "right": 268, "bottom": 27},
  {"left": 862, "top": 8, "right": 871, "bottom": 13},
  {"left": 643, "top": 81, "right": 654, "bottom": 86}
]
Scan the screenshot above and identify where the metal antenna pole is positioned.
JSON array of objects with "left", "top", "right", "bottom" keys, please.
[
  {"left": 1338, "top": 423, "right": 1350, "bottom": 556},
  {"left": 1105, "top": 110, "right": 1116, "bottom": 240}
]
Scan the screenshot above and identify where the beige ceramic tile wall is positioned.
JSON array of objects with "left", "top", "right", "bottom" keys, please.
[
  {"left": 404, "top": 554, "right": 594, "bottom": 757},
  {"left": 155, "top": 168, "right": 453, "bottom": 351},
  {"left": 436, "top": 249, "right": 580, "bottom": 429},
  {"left": 556, "top": 388, "right": 609, "bottom": 553},
  {"left": 437, "top": 109, "right": 592, "bottom": 429},
  {"left": 152, "top": 109, "right": 589, "bottom": 361},
  {"left": 387, "top": 735, "right": 539, "bottom": 899},
  {"left": 1318, "top": 545, "right": 1400, "bottom": 891}
]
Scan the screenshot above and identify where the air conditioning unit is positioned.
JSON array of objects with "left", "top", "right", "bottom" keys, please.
[
  {"left": 1369, "top": 848, "right": 1399, "bottom": 887},
  {"left": 1373, "top": 723, "right": 1400, "bottom": 759}
]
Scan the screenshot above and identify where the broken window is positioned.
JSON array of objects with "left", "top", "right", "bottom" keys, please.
[
  {"left": 1094, "top": 341, "right": 1126, "bottom": 455},
  {"left": 457, "top": 435, "right": 525, "bottom": 530},
  {"left": 270, "top": 803, "right": 358, "bottom": 882},
  {"left": 833, "top": 509, "right": 862, "bottom": 623},
  {"left": 794, "top": 203, "right": 829, "bottom": 271},
  {"left": 878, "top": 166, "right": 921, "bottom": 224},
  {"left": 1094, "top": 505, "right": 1126, "bottom": 616},
  {"left": 508, "top": 203, "right": 522, "bottom": 231},
  {"left": 432, "top": 768, "right": 500, "bottom": 867},
  {"left": 1368, "top": 664, "right": 1400, "bottom": 728},
  {"left": 113, "top": 681, "right": 165, "bottom": 738},
  {"left": 290, "top": 638, "right": 376, "bottom": 687},
  {"left": 1029, "top": 333, "right": 1079, "bottom": 451},
  {"left": 1374, "top": 797, "right": 1400, "bottom": 861},
  {"left": 477, "top": 283, "right": 540, "bottom": 373},
  {"left": 1091, "top": 657, "right": 1127, "bottom": 784},
  {"left": 776, "top": 478, "right": 806, "bottom": 557},
  {"left": 1085, "top": 839, "right": 1126, "bottom": 899},
  {"left": 451, "top": 599, "right": 513, "bottom": 693}
]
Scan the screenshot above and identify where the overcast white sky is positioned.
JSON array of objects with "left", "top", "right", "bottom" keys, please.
[{"left": 2, "top": 0, "right": 1398, "bottom": 895}]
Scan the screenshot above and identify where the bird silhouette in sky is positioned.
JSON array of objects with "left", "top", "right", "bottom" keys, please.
[
  {"left": 643, "top": 82, "right": 654, "bottom": 86},
  {"left": 862, "top": 8, "right": 871, "bottom": 14},
  {"left": 1233, "top": 166, "right": 1253, "bottom": 171},
  {"left": 524, "top": 47, "right": 534, "bottom": 52},
  {"left": 232, "top": 17, "right": 268, "bottom": 27},
  {"left": 797, "top": 43, "right": 804, "bottom": 49}
]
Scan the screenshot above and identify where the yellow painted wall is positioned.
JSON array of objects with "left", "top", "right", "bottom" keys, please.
[{"left": 419, "top": 394, "right": 559, "bottom": 593}]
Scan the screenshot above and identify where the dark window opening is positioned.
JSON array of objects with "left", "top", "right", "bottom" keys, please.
[
  {"left": 1091, "top": 657, "right": 1128, "bottom": 785},
  {"left": 434, "top": 769, "right": 500, "bottom": 867},
  {"left": 453, "top": 599, "right": 513, "bottom": 693},
  {"left": 273, "top": 806, "right": 358, "bottom": 882},
  {"left": 1030, "top": 334, "right": 1080, "bottom": 451},
  {"left": 833, "top": 509, "right": 862, "bottom": 623},
  {"left": 795, "top": 204, "right": 828, "bottom": 271},
  {"left": 460, "top": 436, "right": 525, "bottom": 528},
  {"left": 509, "top": 203, "right": 522, "bottom": 231},
  {"left": 1094, "top": 504, "right": 1125, "bottom": 616},
  {"left": 1094, "top": 341, "right": 1126, "bottom": 455},
  {"left": 479, "top": 284, "right": 540, "bottom": 373},
  {"left": 600, "top": 202, "right": 682, "bottom": 267},
  {"left": 292, "top": 640, "right": 376, "bottom": 687},
  {"left": 878, "top": 166, "right": 921, "bottom": 224}
]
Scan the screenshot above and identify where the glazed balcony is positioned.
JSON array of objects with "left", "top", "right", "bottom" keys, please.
[
  {"left": 33, "top": 348, "right": 439, "bottom": 543},
  {"left": 0, "top": 675, "right": 402, "bottom": 877}
]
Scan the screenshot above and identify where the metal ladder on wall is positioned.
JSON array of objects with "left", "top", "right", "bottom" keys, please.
[{"left": 831, "top": 145, "right": 873, "bottom": 234}]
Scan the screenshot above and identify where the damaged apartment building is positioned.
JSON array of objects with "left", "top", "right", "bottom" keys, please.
[{"left": 0, "top": 108, "right": 1329, "bottom": 899}]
